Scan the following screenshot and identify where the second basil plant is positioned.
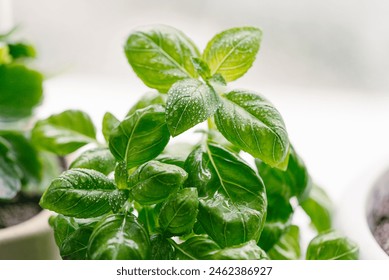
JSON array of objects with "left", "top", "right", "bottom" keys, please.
[{"left": 38, "top": 25, "right": 358, "bottom": 260}]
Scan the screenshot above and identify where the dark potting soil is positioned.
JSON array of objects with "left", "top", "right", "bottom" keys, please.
[
  {"left": 373, "top": 218, "right": 389, "bottom": 255},
  {"left": 0, "top": 194, "right": 42, "bottom": 229}
]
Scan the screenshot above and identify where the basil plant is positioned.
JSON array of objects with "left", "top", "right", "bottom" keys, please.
[
  {"left": 0, "top": 29, "right": 61, "bottom": 204},
  {"left": 37, "top": 25, "right": 358, "bottom": 260}
]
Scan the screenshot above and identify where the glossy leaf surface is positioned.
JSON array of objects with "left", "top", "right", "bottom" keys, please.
[
  {"left": 49, "top": 214, "right": 78, "bottom": 248},
  {"left": 128, "top": 161, "right": 187, "bottom": 205},
  {"left": 150, "top": 234, "right": 175, "bottom": 260},
  {"left": 300, "top": 185, "right": 333, "bottom": 233},
  {"left": 267, "top": 225, "right": 301, "bottom": 260},
  {"left": 215, "top": 89, "right": 289, "bottom": 167},
  {"left": 166, "top": 79, "right": 219, "bottom": 136},
  {"left": 256, "top": 146, "right": 311, "bottom": 201},
  {"left": 60, "top": 225, "right": 94, "bottom": 260},
  {"left": 158, "top": 188, "right": 198, "bottom": 236},
  {"left": 190, "top": 57, "right": 211, "bottom": 80},
  {"left": 32, "top": 110, "right": 96, "bottom": 155},
  {"left": 124, "top": 25, "right": 200, "bottom": 92},
  {"left": 173, "top": 235, "right": 220, "bottom": 260},
  {"left": 208, "top": 240, "right": 269, "bottom": 260},
  {"left": 88, "top": 214, "right": 150, "bottom": 260},
  {"left": 258, "top": 193, "right": 293, "bottom": 251},
  {"left": 185, "top": 143, "right": 267, "bottom": 247},
  {"left": 70, "top": 147, "right": 116, "bottom": 175},
  {"left": 137, "top": 205, "right": 159, "bottom": 234},
  {"left": 102, "top": 112, "right": 120, "bottom": 143},
  {"left": 109, "top": 105, "right": 170, "bottom": 169},
  {"left": 40, "top": 168, "right": 125, "bottom": 218},
  {"left": 203, "top": 27, "right": 261, "bottom": 82},
  {"left": 306, "top": 231, "right": 359, "bottom": 260}
]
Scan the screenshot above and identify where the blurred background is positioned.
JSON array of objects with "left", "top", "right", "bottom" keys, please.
[
  {"left": 7, "top": 0, "right": 389, "bottom": 92},
  {"left": 2, "top": 0, "right": 389, "bottom": 203}
]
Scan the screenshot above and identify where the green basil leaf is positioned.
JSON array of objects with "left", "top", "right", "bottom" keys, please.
[
  {"left": 208, "top": 73, "right": 227, "bottom": 87},
  {"left": 155, "top": 155, "right": 186, "bottom": 169},
  {"left": 306, "top": 230, "right": 359, "bottom": 260},
  {"left": 208, "top": 240, "right": 269, "bottom": 260},
  {"left": 8, "top": 42, "right": 36, "bottom": 60},
  {"left": 109, "top": 189, "right": 129, "bottom": 213},
  {"left": 109, "top": 105, "right": 170, "bottom": 169},
  {"left": 40, "top": 168, "right": 122, "bottom": 218},
  {"left": 49, "top": 214, "right": 79, "bottom": 248},
  {"left": 258, "top": 193, "right": 293, "bottom": 251},
  {"left": 193, "top": 221, "right": 206, "bottom": 235},
  {"left": 126, "top": 92, "right": 165, "bottom": 117},
  {"left": 25, "top": 151, "right": 62, "bottom": 195},
  {"left": 185, "top": 143, "right": 267, "bottom": 247},
  {"left": 88, "top": 213, "right": 151, "bottom": 260},
  {"left": 32, "top": 110, "right": 96, "bottom": 155},
  {"left": 137, "top": 205, "right": 159, "bottom": 234},
  {"left": 159, "top": 188, "right": 198, "bottom": 236},
  {"left": 256, "top": 146, "right": 311, "bottom": 201},
  {"left": 203, "top": 27, "right": 262, "bottom": 82},
  {"left": 267, "top": 225, "right": 301, "bottom": 260},
  {"left": 0, "top": 44, "right": 11, "bottom": 64},
  {"left": 166, "top": 79, "right": 219, "bottom": 136},
  {"left": 102, "top": 112, "right": 120, "bottom": 143},
  {"left": 0, "top": 64, "right": 43, "bottom": 121},
  {"left": 128, "top": 161, "right": 188, "bottom": 205},
  {"left": 0, "top": 137, "right": 22, "bottom": 199},
  {"left": 172, "top": 235, "right": 221, "bottom": 260},
  {"left": 124, "top": 25, "right": 200, "bottom": 92},
  {"left": 150, "top": 234, "right": 175, "bottom": 260},
  {"left": 190, "top": 57, "right": 211, "bottom": 80},
  {"left": 114, "top": 161, "right": 128, "bottom": 190},
  {"left": 70, "top": 147, "right": 116, "bottom": 175},
  {"left": 0, "top": 131, "right": 42, "bottom": 187},
  {"left": 215, "top": 89, "right": 289, "bottom": 167},
  {"left": 300, "top": 185, "right": 333, "bottom": 233},
  {"left": 60, "top": 224, "right": 94, "bottom": 260}
]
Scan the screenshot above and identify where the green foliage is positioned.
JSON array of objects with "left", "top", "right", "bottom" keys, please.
[
  {"left": 69, "top": 147, "right": 116, "bottom": 175},
  {"left": 88, "top": 214, "right": 151, "bottom": 260},
  {"left": 108, "top": 105, "right": 170, "bottom": 169},
  {"left": 306, "top": 230, "right": 359, "bottom": 260},
  {"left": 185, "top": 143, "right": 267, "bottom": 247},
  {"left": 38, "top": 24, "right": 357, "bottom": 260},
  {"left": 31, "top": 110, "right": 96, "bottom": 155},
  {"left": 166, "top": 78, "right": 219, "bottom": 136},
  {"left": 203, "top": 27, "right": 262, "bottom": 82},
  {"left": 128, "top": 161, "right": 187, "bottom": 205},
  {"left": 124, "top": 25, "right": 199, "bottom": 93},
  {"left": 0, "top": 64, "right": 43, "bottom": 121},
  {"left": 267, "top": 225, "right": 301, "bottom": 260},
  {"left": 158, "top": 188, "right": 198, "bottom": 236},
  {"left": 215, "top": 89, "right": 289, "bottom": 167},
  {"left": 300, "top": 185, "right": 333, "bottom": 232},
  {"left": 40, "top": 168, "right": 128, "bottom": 218},
  {"left": 0, "top": 32, "right": 62, "bottom": 203}
]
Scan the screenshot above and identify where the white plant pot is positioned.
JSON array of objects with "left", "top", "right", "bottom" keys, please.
[
  {"left": 335, "top": 159, "right": 389, "bottom": 260},
  {"left": 0, "top": 210, "right": 60, "bottom": 259}
]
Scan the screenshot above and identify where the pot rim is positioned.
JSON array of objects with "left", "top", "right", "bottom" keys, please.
[
  {"left": 0, "top": 209, "right": 53, "bottom": 243},
  {"left": 335, "top": 157, "right": 389, "bottom": 259}
]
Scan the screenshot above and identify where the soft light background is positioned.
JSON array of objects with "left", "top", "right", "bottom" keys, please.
[{"left": 4, "top": 0, "right": 389, "bottom": 206}]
